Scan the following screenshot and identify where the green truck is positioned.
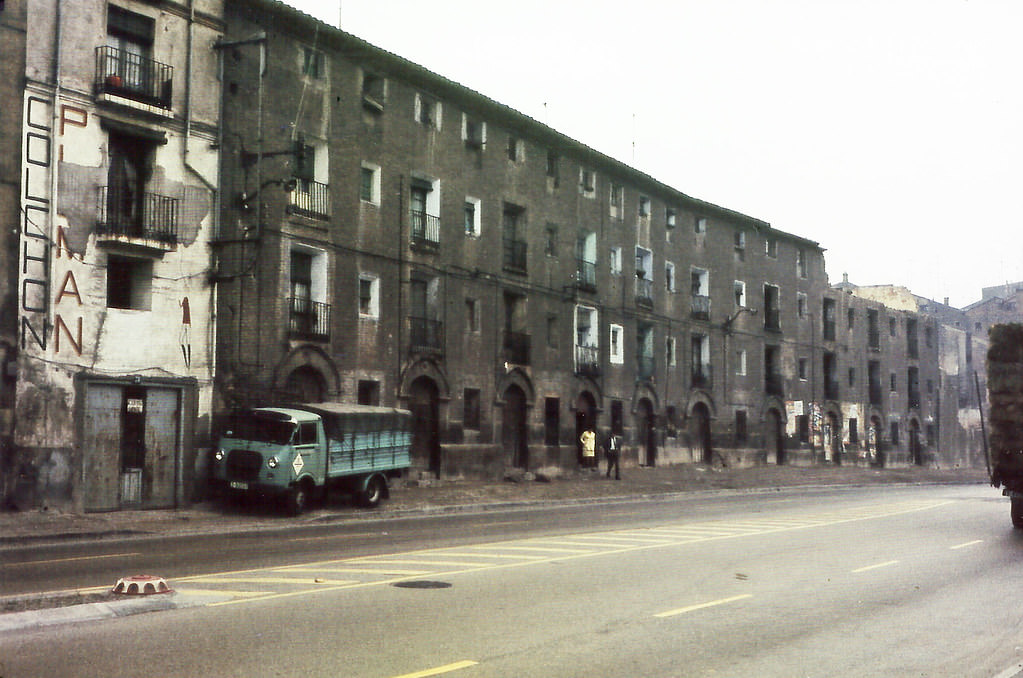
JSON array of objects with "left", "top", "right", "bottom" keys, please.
[{"left": 210, "top": 402, "right": 413, "bottom": 514}]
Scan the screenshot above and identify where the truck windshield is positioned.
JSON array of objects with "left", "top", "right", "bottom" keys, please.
[{"left": 224, "top": 413, "right": 296, "bottom": 445}]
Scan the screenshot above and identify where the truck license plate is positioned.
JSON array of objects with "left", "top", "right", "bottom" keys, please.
[{"left": 229, "top": 481, "right": 248, "bottom": 490}]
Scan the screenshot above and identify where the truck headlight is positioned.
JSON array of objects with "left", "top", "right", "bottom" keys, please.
[
  {"left": 267, "top": 456, "right": 279, "bottom": 469},
  {"left": 213, "top": 448, "right": 225, "bottom": 462}
]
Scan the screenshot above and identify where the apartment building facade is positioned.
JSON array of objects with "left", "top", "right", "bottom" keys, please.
[
  {"left": 214, "top": 0, "right": 885, "bottom": 480},
  {"left": 5, "top": 0, "right": 222, "bottom": 510}
]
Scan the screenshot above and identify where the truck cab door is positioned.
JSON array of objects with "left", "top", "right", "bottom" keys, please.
[{"left": 294, "top": 421, "right": 322, "bottom": 484}]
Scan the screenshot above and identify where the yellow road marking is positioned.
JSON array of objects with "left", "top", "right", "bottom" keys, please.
[
  {"left": 174, "top": 588, "right": 268, "bottom": 598},
  {"left": 289, "top": 533, "right": 378, "bottom": 542},
  {"left": 851, "top": 560, "right": 900, "bottom": 573},
  {"left": 186, "top": 576, "right": 359, "bottom": 586},
  {"left": 350, "top": 559, "right": 493, "bottom": 568},
  {"left": 3, "top": 552, "right": 141, "bottom": 567},
  {"left": 655, "top": 594, "right": 753, "bottom": 618},
  {"left": 202, "top": 499, "right": 953, "bottom": 607},
  {"left": 950, "top": 539, "right": 983, "bottom": 550},
  {"left": 391, "top": 660, "right": 479, "bottom": 678},
  {"left": 428, "top": 551, "right": 547, "bottom": 560},
  {"left": 279, "top": 567, "right": 432, "bottom": 575}
]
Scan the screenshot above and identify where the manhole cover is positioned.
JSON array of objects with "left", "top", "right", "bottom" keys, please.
[{"left": 392, "top": 580, "right": 452, "bottom": 589}]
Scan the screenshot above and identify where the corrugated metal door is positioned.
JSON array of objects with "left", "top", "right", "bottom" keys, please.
[
  {"left": 144, "top": 387, "right": 180, "bottom": 508},
  {"left": 83, "top": 384, "right": 123, "bottom": 511}
]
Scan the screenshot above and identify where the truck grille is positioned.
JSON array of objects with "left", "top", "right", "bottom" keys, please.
[{"left": 225, "top": 450, "right": 263, "bottom": 482}]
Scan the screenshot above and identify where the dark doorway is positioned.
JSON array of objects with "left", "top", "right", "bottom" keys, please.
[
  {"left": 575, "top": 391, "right": 597, "bottom": 467},
  {"left": 690, "top": 401, "right": 711, "bottom": 465},
  {"left": 120, "top": 385, "right": 146, "bottom": 505},
  {"left": 503, "top": 384, "right": 529, "bottom": 469},
  {"left": 766, "top": 408, "right": 785, "bottom": 464},
  {"left": 637, "top": 398, "right": 657, "bottom": 466},
  {"left": 283, "top": 365, "right": 325, "bottom": 403},
  {"left": 410, "top": 377, "right": 441, "bottom": 477}
]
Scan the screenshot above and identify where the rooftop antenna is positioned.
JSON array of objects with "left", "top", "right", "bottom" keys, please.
[
  {"left": 631, "top": 112, "right": 636, "bottom": 164},
  {"left": 337, "top": 0, "right": 342, "bottom": 27}
]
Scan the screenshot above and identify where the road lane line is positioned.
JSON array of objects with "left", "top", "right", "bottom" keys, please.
[
  {"left": 348, "top": 559, "right": 492, "bottom": 568},
  {"left": 391, "top": 660, "right": 479, "bottom": 678},
  {"left": 174, "top": 588, "right": 269, "bottom": 598},
  {"left": 490, "top": 544, "right": 596, "bottom": 553},
  {"left": 950, "top": 539, "right": 983, "bottom": 550},
  {"left": 288, "top": 533, "right": 379, "bottom": 542},
  {"left": 279, "top": 567, "right": 432, "bottom": 575},
  {"left": 851, "top": 560, "right": 900, "bottom": 573},
  {"left": 3, "top": 552, "right": 141, "bottom": 567},
  {"left": 187, "top": 576, "right": 360, "bottom": 586},
  {"left": 655, "top": 594, "right": 753, "bottom": 618},
  {"left": 427, "top": 551, "right": 547, "bottom": 560}
]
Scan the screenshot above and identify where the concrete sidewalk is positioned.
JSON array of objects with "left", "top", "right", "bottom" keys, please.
[{"left": 0, "top": 464, "right": 990, "bottom": 546}]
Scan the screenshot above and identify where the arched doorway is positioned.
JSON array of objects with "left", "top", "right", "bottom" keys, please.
[
  {"left": 909, "top": 419, "right": 923, "bottom": 466},
  {"left": 283, "top": 365, "right": 325, "bottom": 403},
  {"left": 503, "top": 384, "right": 529, "bottom": 469},
  {"left": 575, "top": 391, "right": 597, "bottom": 468},
  {"left": 765, "top": 408, "right": 785, "bottom": 465},
  {"left": 410, "top": 376, "right": 440, "bottom": 477},
  {"left": 690, "top": 402, "right": 712, "bottom": 465},
  {"left": 636, "top": 398, "right": 657, "bottom": 466},
  {"left": 869, "top": 416, "right": 884, "bottom": 467}
]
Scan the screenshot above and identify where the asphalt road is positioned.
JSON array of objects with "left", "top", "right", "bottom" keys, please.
[{"left": 3, "top": 484, "right": 1023, "bottom": 677}]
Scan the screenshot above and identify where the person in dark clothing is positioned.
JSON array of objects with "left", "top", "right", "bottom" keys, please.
[{"left": 605, "top": 431, "right": 621, "bottom": 480}]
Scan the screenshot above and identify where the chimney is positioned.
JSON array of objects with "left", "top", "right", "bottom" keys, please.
[{"left": 944, "top": 297, "right": 949, "bottom": 306}]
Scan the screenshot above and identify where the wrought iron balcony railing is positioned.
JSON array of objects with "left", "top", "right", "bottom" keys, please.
[
  {"left": 503, "top": 239, "right": 527, "bottom": 273},
  {"left": 95, "top": 45, "right": 173, "bottom": 109},
  {"left": 96, "top": 185, "right": 179, "bottom": 244},
  {"left": 575, "top": 344, "right": 600, "bottom": 377},
  {"left": 691, "top": 294, "right": 711, "bottom": 320},
  {"left": 411, "top": 210, "right": 441, "bottom": 248},
  {"left": 691, "top": 363, "right": 713, "bottom": 389},
  {"left": 409, "top": 316, "right": 444, "bottom": 354},
  {"left": 635, "top": 278, "right": 653, "bottom": 307},
  {"left": 504, "top": 331, "right": 531, "bottom": 365},
  {"left": 288, "top": 179, "right": 331, "bottom": 220},
  {"left": 289, "top": 297, "right": 330, "bottom": 341},
  {"left": 765, "top": 372, "right": 785, "bottom": 397},
  {"left": 575, "top": 259, "right": 596, "bottom": 291}
]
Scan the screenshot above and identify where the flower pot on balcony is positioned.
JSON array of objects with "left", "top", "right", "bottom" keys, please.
[{"left": 105, "top": 74, "right": 123, "bottom": 88}]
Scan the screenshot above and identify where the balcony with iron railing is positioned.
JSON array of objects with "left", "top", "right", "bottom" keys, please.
[
  {"left": 504, "top": 331, "right": 531, "bottom": 365},
  {"left": 824, "top": 378, "right": 840, "bottom": 401},
  {"left": 691, "top": 294, "right": 711, "bottom": 321},
  {"left": 410, "top": 210, "right": 441, "bottom": 250},
  {"left": 288, "top": 297, "right": 330, "bottom": 341},
  {"left": 575, "top": 259, "right": 597, "bottom": 292},
  {"left": 691, "top": 363, "right": 713, "bottom": 389},
  {"left": 95, "top": 45, "right": 173, "bottom": 110},
  {"left": 575, "top": 344, "right": 601, "bottom": 377},
  {"left": 765, "top": 372, "right": 784, "bottom": 397},
  {"left": 908, "top": 390, "right": 921, "bottom": 409},
  {"left": 637, "top": 354, "right": 655, "bottom": 380},
  {"left": 503, "top": 239, "right": 527, "bottom": 274},
  {"left": 96, "top": 185, "right": 179, "bottom": 251},
  {"left": 288, "top": 179, "right": 331, "bottom": 220},
  {"left": 409, "top": 316, "right": 444, "bottom": 355},
  {"left": 635, "top": 277, "right": 653, "bottom": 308}
]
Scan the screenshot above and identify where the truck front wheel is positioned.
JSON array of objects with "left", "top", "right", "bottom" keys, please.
[
  {"left": 1012, "top": 498, "right": 1023, "bottom": 529},
  {"left": 358, "top": 475, "right": 387, "bottom": 508},
  {"left": 286, "top": 482, "right": 311, "bottom": 516}
]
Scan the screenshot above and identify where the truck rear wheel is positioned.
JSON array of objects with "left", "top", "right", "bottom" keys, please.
[
  {"left": 358, "top": 475, "right": 386, "bottom": 508},
  {"left": 1012, "top": 499, "right": 1023, "bottom": 529}
]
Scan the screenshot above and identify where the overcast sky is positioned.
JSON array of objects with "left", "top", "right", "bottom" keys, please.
[{"left": 283, "top": 0, "right": 1023, "bottom": 308}]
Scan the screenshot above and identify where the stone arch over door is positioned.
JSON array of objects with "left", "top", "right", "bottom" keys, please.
[
  {"left": 409, "top": 376, "right": 441, "bottom": 477},
  {"left": 575, "top": 390, "right": 598, "bottom": 467},
  {"left": 273, "top": 345, "right": 341, "bottom": 402}
]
